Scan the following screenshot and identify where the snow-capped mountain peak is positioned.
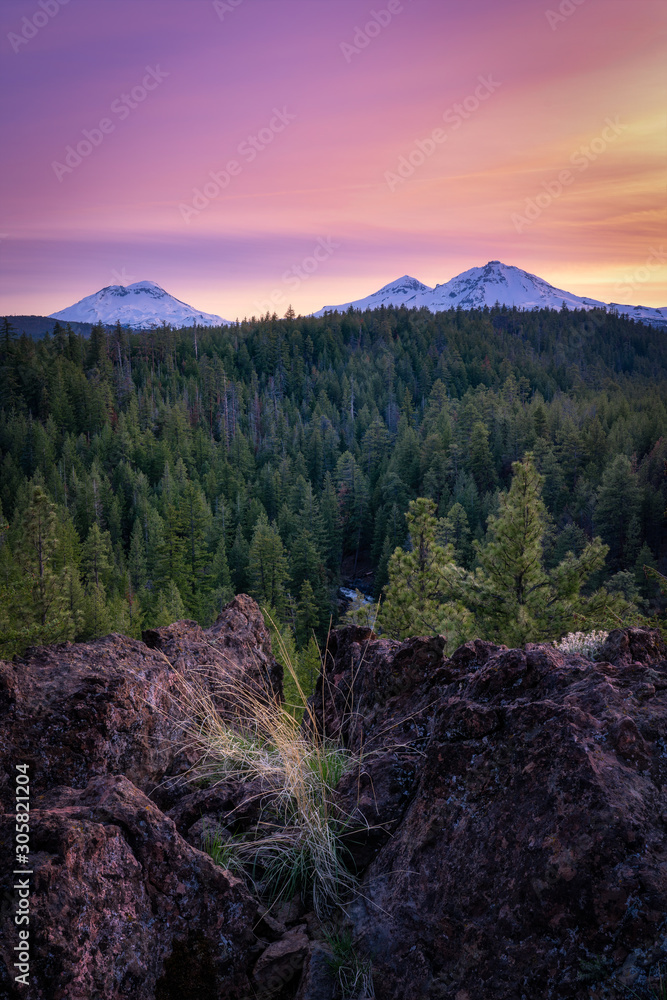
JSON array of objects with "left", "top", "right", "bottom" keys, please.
[
  {"left": 314, "top": 275, "right": 433, "bottom": 316},
  {"left": 315, "top": 261, "right": 667, "bottom": 330},
  {"left": 50, "top": 281, "right": 230, "bottom": 329},
  {"left": 426, "top": 260, "right": 605, "bottom": 311}
]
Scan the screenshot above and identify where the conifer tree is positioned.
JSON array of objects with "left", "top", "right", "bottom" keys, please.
[
  {"left": 295, "top": 579, "right": 319, "bottom": 647},
  {"left": 209, "top": 536, "right": 233, "bottom": 614},
  {"left": 151, "top": 579, "right": 187, "bottom": 627},
  {"left": 180, "top": 480, "right": 212, "bottom": 616},
  {"left": 248, "top": 516, "right": 288, "bottom": 612},
  {"left": 380, "top": 497, "right": 471, "bottom": 645},
  {"left": 129, "top": 518, "right": 148, "bottom": 590},
  {"left": 80, "top": 581, "right": 113, "bottom": 639},
  {"left": 81, "top": 522, "right": 114, "bottom": 588},
  {"left": 595, "top": 455, "right": 642, "bottom": 573},
  {"left": 319, "top": 471, "right": 342, "bottom": 572},
  {"left": 465, "top": 455, "right": 609, "bottom": 644},
  {"left": 440, "top": 502, "right": 472, "bottom": 568},
  {"left": 228, "top": 523, "right": 250, "bottom": 594},
  {"left": 13, "top": 483, "right": 76, "bottom": 645},
  {"left": 468, "top": 421, "right": 497, "bottom": 494}
]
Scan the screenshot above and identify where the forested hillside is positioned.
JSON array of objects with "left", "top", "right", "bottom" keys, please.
[{"left": 1, "top": 303, "right": 665, "bottom": 659}]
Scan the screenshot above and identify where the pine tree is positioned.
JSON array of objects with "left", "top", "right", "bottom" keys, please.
[
  {"left": 228, "top": 523, "right": 250, "bottom": 594},
  {"left": 81, "top": 522, "right": 113, "bottom": 589},
  {"left": 295, "top": 579, "right": 319, "bottom": 647},
  {"left": 319, "top": 471, "right": 342, "bottom": 572},
  {"left": 13, "top": 483, "right": 76, "bottom": 645},
  {"left": 335, "top": 451, "right": 369, "bottom": 573},
  {"left": 180, "top": 481, "right": 212, "bottom": 617},
  {"left": 595, "top": 455, "right": 642, "bottom": 573},
  {"left": 150, "top": 579, "right": 187, "bottom": 627},
  {"left": 440, "top": 502, "right": 472, "bottom": 568},
  {"left": 129, "top": 518, "right": 147, "bottom": 590},
  {"left": 209, "top": 536, "right": 233, "bottom": 614},
  {"left": 248, "top": 516, "right": 288, "bottom": 612},
  {"left": 80, "top": 581, "right": 113, "bottom": 639},
  {"left": 466, "top": 455, "right": 609, "bottom": 645},
  {"left": 380, "top": 498, "right": 470, "bottom": 645},
  {"left": 468, "top": 421, "right": 497, "bottom": 494}
]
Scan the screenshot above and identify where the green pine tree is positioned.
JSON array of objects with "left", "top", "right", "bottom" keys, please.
[
  {"left": 9, "top": 483, "right": 76, "bottom": 648},
  {"left": 248, "top": 516, "right": 288, "bottom": 612},
  {"left": 380, "top": 497, "right": 471, "bottom": 646},
  {"left": 466, "top": 455, "right": 610, "bottom": 645},
  {"left": 295, "top": 579, "right": 319, "bottom": 648},
  {"left": 81, "top": 522, "right": 114, "bottom": 589}
]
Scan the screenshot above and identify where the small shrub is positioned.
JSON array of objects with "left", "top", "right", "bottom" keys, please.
[{"left": 553, "top": 629, "right": 609, "bottom": 659}]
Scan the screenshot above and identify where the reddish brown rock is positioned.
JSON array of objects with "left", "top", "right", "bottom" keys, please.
[
  {"left": 0, "top": 597, "right": 281, "bottom": 998},
  {"left": 253, "top": 926, "right": 310, "bottom": 995},
  {"left": 0, "top": 596, "right": 281, "bottom": 810},
  {"left": 0, "top": 632, "right": 183, "bottom": 800},
  {"left": 0, "top": 775, "right": 258, "bottom": 1000},
  {"left": 143, "top": 593, "right": 282, "bottom": 703},
  {"left": 2, "top": 606, "right": 666, "bottom": 999},
  {"left": 311, "top": 626, "right": 667, "bottom": 999}
]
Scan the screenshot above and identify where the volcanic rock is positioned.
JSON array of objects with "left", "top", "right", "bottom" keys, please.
[
  {"left": 312, "top": 626, "right": 667, "bottom": 999},
  {"left": 0, "top": 775, "right": 258, "bottom": 1000},
  {"left": 0, "top": 597, "right": 280, "bottom": 999}
]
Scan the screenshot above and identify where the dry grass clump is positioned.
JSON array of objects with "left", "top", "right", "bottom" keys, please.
[{"left": 171, "top": 632, "right": 359, "bottom": 919}]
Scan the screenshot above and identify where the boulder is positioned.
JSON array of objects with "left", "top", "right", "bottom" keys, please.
[
  {"left": 313, "top": 626, "right": 667, "bottom": 1000},
  {"left": 0, "top": 597, "right": 282, "bottom": 998},
  {"left": 252, "top": 925, "right": 310, "bottom": 996},
  {"left": 143, "top": 593, "right": 282, "bottom": 703},
  {"left": 0, "top": 632, "right": 183, "bottom": 801},
  {"left": 0, "top": 775, "right": 258, "bottom": 1000},
  {"left": 0, "top": 596, "right": 282, "bottom": 812}
]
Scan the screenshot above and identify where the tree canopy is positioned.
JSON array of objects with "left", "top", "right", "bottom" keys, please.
[{"left": 0, "top": 303, "right": 665, "bottom": 660}]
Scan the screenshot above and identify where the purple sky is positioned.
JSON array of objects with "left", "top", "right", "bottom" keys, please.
[{"left": 1, "top": 0, "right": 665, "bottom": 318}]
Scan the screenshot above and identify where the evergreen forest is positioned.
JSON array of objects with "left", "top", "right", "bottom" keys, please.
[{"left": 1, "top": 303, "right": 665, "bottom": 668}]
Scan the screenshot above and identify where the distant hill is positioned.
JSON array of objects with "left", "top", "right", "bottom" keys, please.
[{"left": 3, "top": 315, "right": 110, "bottom": 340}]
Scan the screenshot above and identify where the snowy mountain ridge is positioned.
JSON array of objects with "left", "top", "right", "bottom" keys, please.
[
  {"left": 50, "top": 280, "right": 229, "bottom": 329},
  {"left": 315, "top": 261, "right": 667, "bottom": 329}
]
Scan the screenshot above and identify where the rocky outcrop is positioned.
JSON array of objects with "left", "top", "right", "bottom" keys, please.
[
  {"left": 1, "top": 605, "right": 666, "bottom": 999},
  {"left": 0, "top": 597, "right": 283, "bottom": 1000},
  {"left": 143, "top": 592, "right": 282, "bottom": 706},
  {"left": 0, "top": 775, "right": 258, "bottom": 1000},
  {"left": 312, "top": 626, "right": 667, "bottom": 999}
]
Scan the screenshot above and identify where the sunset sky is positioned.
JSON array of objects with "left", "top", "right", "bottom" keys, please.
[{"left": 1, "top": 0, "right": 665, "bottom": 319}]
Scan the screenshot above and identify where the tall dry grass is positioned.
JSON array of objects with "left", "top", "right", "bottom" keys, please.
[{"left": 171, "top": 627, "right": 359, "bottom": 918}]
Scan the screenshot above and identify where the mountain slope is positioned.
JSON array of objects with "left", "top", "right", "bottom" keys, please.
[
  {"left": 50, "top": 280, "right": 230, "bottom": 329},
  {"left": 316, "top": 261, "right": 667, "bottom": 330},
  {"left": 313, "top": 275, "right": 433, "bottom": 316}
]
